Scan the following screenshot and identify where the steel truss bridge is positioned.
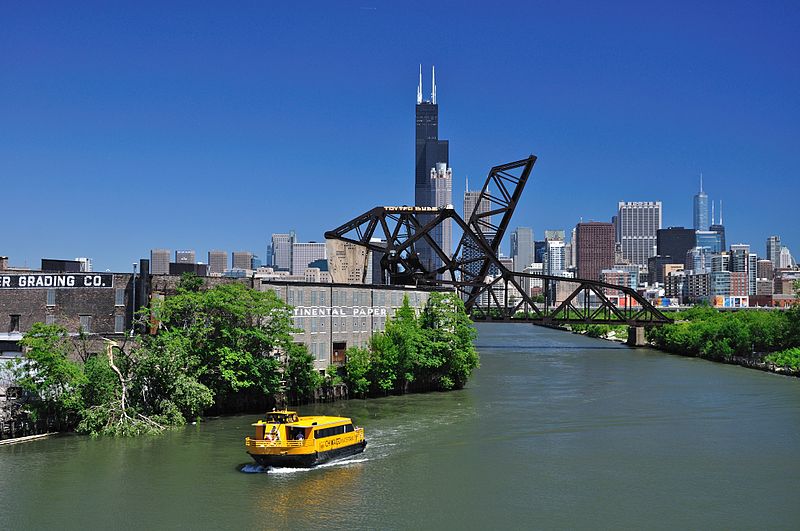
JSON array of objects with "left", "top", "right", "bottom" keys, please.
[{"left": 325, "top": 155, "right": 671, "bottom": 327}]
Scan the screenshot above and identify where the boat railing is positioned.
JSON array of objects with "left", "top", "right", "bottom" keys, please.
[{"left": 246, "top": 437, "right": 307, "bottom": 448}]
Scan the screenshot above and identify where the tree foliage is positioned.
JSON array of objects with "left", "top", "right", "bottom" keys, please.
[
  {"left": 10, "top": 323, "right": 86, "bottom": 425},
  {"left": 341, "top": 293, "right": 479, "bottom": 395},
  {"left": 13, "top": 282, "right": 313, "bottom": 437},
  {"left": 646, "top": 307, "right": 799, "bottom": 361}
]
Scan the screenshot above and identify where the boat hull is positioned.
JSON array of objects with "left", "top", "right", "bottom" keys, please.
[{"left": 249, "top": 440, "right": 367, "bottom": 468}]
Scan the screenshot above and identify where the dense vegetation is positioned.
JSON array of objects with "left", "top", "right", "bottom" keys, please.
[
  {"left": 342, "top": 292, "right": 479, "bottom": 396},
  {"left": 646, "top": 305, "right": 800, "bottom": 364},
  {"left": 7, "top": 276, "right": 318, "bottom": 436},
  {"left": 7, "top": 277, "right": 479, "bottom": 436}
]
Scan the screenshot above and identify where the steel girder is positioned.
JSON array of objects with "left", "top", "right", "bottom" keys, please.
[{"left": 324, "top": 155, "right": 672, "bottom": 326}]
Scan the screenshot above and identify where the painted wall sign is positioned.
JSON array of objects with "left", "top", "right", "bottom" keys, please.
[
  {"left": 293, "top": 306, "right": 388, "bottom": 317},
  {"left": 0, "top": 274, "right": 115, "bottom": 289}
]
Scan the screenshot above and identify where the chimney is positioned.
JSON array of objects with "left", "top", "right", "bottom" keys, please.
[{"left": 0, "top": 256, "right": 8, "bottom": 271}]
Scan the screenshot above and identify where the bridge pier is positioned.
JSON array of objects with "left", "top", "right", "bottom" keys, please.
[{"left": 626, "top": 326, "right": 647, "bottom": 347}]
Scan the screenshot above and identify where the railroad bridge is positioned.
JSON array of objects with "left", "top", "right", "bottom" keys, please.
[{"left": 325, "top": 155, "right": 672, "bottom": 337}]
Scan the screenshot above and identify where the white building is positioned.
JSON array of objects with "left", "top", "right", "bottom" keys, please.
[{"left": 617, "top": 201, "right": 662, "bottom": 270}]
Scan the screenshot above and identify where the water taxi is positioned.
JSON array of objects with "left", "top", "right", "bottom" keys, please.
[{"left": 245, "top": 410, "right": 367, "bottom": 468}]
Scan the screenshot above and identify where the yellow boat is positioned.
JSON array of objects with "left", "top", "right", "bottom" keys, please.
[{"left": 245, "top": 410, "right": 367, "bottom": 468}]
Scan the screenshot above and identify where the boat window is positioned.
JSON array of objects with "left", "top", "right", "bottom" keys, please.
[
  {"left": 344, "top": 424, "right": 354, "bottom": 433},
  {"left": 314, "top": 425, "right": 348, "bottom": 439}
]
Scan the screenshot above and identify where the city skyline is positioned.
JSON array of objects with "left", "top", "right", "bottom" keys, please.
[{"left": 2, "top": 2, "right": 798, "bottom": 272}]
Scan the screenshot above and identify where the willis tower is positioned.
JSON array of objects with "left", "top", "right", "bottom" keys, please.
[{"left": 415, "top": 65, "right": 451, "bottom": 273}]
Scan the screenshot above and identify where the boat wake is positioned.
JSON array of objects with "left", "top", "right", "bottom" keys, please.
[{"left": 267, "top": 455, "right": 370, "bottom": 474}]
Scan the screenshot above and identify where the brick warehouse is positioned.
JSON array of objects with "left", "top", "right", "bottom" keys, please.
[{"left": 1, "top": 259, "right": 449, "bottom": 373}]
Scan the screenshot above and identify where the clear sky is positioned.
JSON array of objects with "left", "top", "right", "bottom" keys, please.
[{"left": 2, "top": 1, "right": 798, "bottom": 272}]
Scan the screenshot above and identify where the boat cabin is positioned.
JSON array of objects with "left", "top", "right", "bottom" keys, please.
[{"left": 263, "top": 411, "right": 299, "bottom": 424}]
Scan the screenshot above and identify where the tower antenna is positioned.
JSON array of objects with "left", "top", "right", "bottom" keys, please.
[
  {"left": 711, "top": 201, "right": 715, "bottom": 225},
  {"left": 719, "top": 200, "right": 723, "bottom": 225},
  {"left": 417, "top": 64, "right": 423, "bottom": 104},
  {"left": 431, "top": 65, "right": 436, "bottom": 104},
  {"left": 700, "top": 172, "right": 704, "bottom": 193}
]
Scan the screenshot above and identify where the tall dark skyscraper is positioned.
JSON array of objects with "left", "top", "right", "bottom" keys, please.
[
  {"left": 415, "top": 65, "right": 450, "bottom": 272},
  {"left": 709, "top": 199, "right": 726, "bottom": 251},
  {"left": 415, "top": 66, "right": 449, "bottom": 208}
]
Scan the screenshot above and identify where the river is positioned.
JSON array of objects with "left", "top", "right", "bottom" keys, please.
[{"left": 2, "top": 323, "right": 799, "bottom": 530}]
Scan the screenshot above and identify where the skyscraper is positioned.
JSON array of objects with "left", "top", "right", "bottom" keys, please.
[
  {"left": 575, "top": 222, "right": 615, "bottom": 281},
  {"left": 463, "top": 178, "right": 490, "bottom": 279},
  {"left": 208, "top": 250, "right": 227, "bottom": 275},
  {"left": 657, "top": 227, "right": 696, "bottom": 260},
  {"left": 415, "top": 65, "right": 449, "bottom": 272},
  {"left": 232, "top": 251, "right": 254, "bottom": 270},
  {"left": 271, "top": 232, "right": 295, "bottom": 272},
  {"left": 291, "top": 242, "right": 327, "bottom": 276},
  {"left": 510, "top": 227, "right": 534, "bottom": 272},
  {"left": 693, "top": 174, "right": 709, "bottom": 231},
  {"left": 429, "top": 162, "right": 453, "bottom": 268},
  {"left": 617, "top": 201, "right": 662, "bottom": 269},
  {"left": 150, "top": 249, "right": 170, "bottom": 275},
  {"left": 766, "top": 235, "right": 782, "bottom": 267},
  {"left": 709, "top": 200, "right": 726, "bottom": 250}
]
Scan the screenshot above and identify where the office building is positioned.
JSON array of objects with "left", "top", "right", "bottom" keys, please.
[
  {"left": 766, "top": 236, "right": 782, "bottom": 267},
  {"left": 232, "top": 251, "right": 254, "bottom": 270},
  {"left": 779, "top": 247, "right": 796, "bottom": 269},
  {"left": 543, "top": 240, "right": 566, "bottom": 276},
  {"left": 463, "top": 179, "right": 491, "bottom": 279},
  {"left": 686, "top": 247, "right": 712, "bottom": 274},
  {"left": 264, "top": 244, "right": 273, "bottom": 267},
  {"left": 291, "top": 242, "right": 327, "bottom": 276},
  {"left": 429, "top": 161, "right": 453, "bottom": 270},
  {"left": 757, "top": 259, "right": 774, "bottom": 281},
  {"left": 696, "top": 231, "right": 723, "bottom": 253},
  {"left": 693, "top": 174, "right": 709, "bottom": 231},
  {"left": 207, "top": 250, "right": 227, "bottom": 275},
  {"left": 511, "top": 227, "right": 534, "bottom": 272},
  {"left": 175, "top": 250, "right": 195, "bottom": 264},
  {"left": 709, "top": 200, "right": 726, "bottom": 250},
  {"left": 150, "top": 249, "right": 170, "bottom": 275},
  {"left": 617, "top": 201, "right": 662, "bottom": 269},
  {"left": 534, "top": 241, "right": 546, "bottom": 264},
  {"left": 271, "top": 232, "right": 295, "bottom": 272},
  {"left": 575, "top": 222, "right": 615, "bottom": 281},
  {"left": 415, "top": 66, "right": 449, "bottom": 272},
  {"left": 251, "top": 255, "right": 262, "bottom": 269},
  {"left": 657, "top": 227, "right": 696, "bottom": 262},
  {"left": 647, "top": 255, "right": 681, "bottom": 285}
]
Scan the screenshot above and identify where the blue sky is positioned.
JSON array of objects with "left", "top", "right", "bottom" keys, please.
[{"left": 2, "top": 1, "right": 798, "bottom": 272}]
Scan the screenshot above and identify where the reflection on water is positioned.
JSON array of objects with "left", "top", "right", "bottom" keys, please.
[{"left": 1, "top": 323, "right": 799, "bottom": 530}]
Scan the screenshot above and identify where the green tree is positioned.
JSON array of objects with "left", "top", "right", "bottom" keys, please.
[
  {"left": 284, "top": 343, "right": 323, "bottom": 403},
  {"left": 13, "top": 323, "right": 86, "bottom": 426},
  {"left": 152, "top": 282, "right": 291, "bottom": 401},
  {"left": 419, "top": 292, "right": 479, "bottom": 390},
  {"left": 383, "top": 295, "right": 423, "bottom": 392},
  {"left": 343, "top": 347, "right": 371, "bottom": 397}
]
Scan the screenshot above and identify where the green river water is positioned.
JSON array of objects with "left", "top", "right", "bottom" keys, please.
[{"left": 1, "top": 323, "right": 799, "bottom": 530}]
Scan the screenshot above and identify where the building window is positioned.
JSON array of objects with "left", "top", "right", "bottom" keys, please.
[
  {"left": 115, "top": 288, "right": 125, "bottom": 306},
  {"left": 318, "top": 343, "right": 326, "bottom": 362},
  {"left": 47, "top": 289, "right": 56, "bottom": 306},
  {"left": 46, "top": 314, "right": 56, "bottom": 325},
  {"left": 115, "top": 315, "right": 124, "bottom": 334},
  {"left": 79, "top": 315, "right": 91, "bottom": 333},
  {"left": 10, "top": 314, "right": 20, "bottom": 332}
]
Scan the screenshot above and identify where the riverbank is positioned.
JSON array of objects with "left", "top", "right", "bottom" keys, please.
[{"left": 563, "top": 309, "right": 800, "bottom": 377}]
